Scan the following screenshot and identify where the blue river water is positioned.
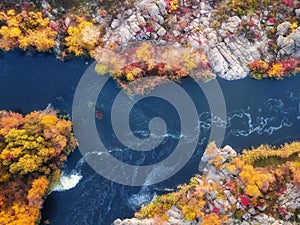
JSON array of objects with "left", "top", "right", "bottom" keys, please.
[{"left": 0, "top": 50, "right": 300, "bottom": 225}]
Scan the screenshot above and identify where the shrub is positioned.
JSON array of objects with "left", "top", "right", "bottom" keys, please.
[
  {"left": 249, "top": 58, "right": 300, "bottom": 80},
  {"left": 94, "top": 42, "right": 214, "bottom": 94},
  {"left": 135, "top": 142, "right": 300, "bottom": 223},
  {"left": 0, "top": 10, "right": 56, "bottom": 51},
  {"left": 65, "top": 19, "right": 102, "bottom": 56}
]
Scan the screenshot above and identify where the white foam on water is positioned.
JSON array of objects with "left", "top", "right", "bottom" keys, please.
[
  {"left": 53, "top": 172, "right": 82, "bottom": 192},
  {"left": 128, "top": 193, "right": 153, "bottom": 210}
]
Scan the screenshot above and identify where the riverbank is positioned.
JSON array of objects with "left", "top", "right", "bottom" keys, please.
[
  {"left": 1, "top": 50, "right": 300, "bottom": 224},
  {"left": 0, "top": 0, "right": 300, "bottom": 89},
  {"left": 115, "top": 142, "right": 300, "bottom": 225},
  {"left": 0, "top": 108, "right": 76, "bottom": 225}
]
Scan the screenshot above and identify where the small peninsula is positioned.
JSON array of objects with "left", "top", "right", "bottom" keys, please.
[
  {"left": 0, "top": 108, "right": 76, "bottom": 225},
  {"left": 115, "top": 142, "right": 300, "bottom": 225}
]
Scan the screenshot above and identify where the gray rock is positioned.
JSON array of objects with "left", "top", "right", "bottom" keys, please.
[
  {"left": 227, "top": 16, "right": 241, "bottom": 25},
  {"left": 52, "top": 8, "right": 58, "bottom": 15},
  {"left": 157, "top": 27, "right": 167, "bottom": 37},
  {"left": 277, "top": 36, "right": 295, "bottom": 55},
  {"left": 208, "top": 39, "right": 218, "bottom": 48},
  {"left": 148, "top": 4, "right": 160, "bottom": 17},
  {"left": 41, "top": 0, "right": 50, "bottom": 10},
  {"left": 137, "top": 14, "right": 146, "bottom": 26},
  {"left": 188, "top": 39, "right": 200, "bottom": 50},
  {"left": 207, "top": 32, "right": 217, "bottom": 40},
  {"left": 111, "top": 19, "right": 121, "bottom": 29},
  {"left": 200, "top": 9, "right": 209, "bottom": 15},
  {"left": 65, "top": 17, "right": 71, "bottom": 27},
  {"left": 200, "top": 1, "right": 207, "bottom": 10},
  {"left": 200, "top": 142, "right": 218, "bottom": 164},
  {"left": 228, "top": 195, "right": 237, "bottom": 204},
  {"left": 193, "top": 18, "right": 200, "bottom": 25},
  {"left": 113, "top": 218, "right": 155, "bottom": 225},
  {"left": 114, "top": 219, "right": 122, "bottom": 225},
  {"left": 130, "top": 22, "right": 141, "bottom": 33},
  {"left": 172, "top": 30, "right": 180, "bottom": 37},
  {"left": 152, "top": 22, "right": 161, "bottom": 31},
  {"left": 208, "top": 48, "right": 229, "bottom": 73},
  {"left": 209, "top": 190, "right": 217, "bottom": 200},
  {"left": 242, "top": 212, "right": 251, "bottom": 221},
  {"left": 154, "top": 14, "right": 164, "bottom": 24},
  {"left": 152, "top": 33, "right": 158, "bottom": 40},
  {"left": 167, "top": 206, "right": 183, "bottom": 219},
  {"left": 127, "top": 15, "right": 136, "bottom": 23},
  {"left": 278, "top": 12, "right": 286, "bottom": 20},
  {"left": 203, "top": 27, "right": 212, "bottom": 34},
  {"left": 277, "top": 21, "right": 291, "bottom": 35},
  {"left": 249, "top": 207, "right": 257, "bottom": 215},
  {"left": 138, "top": 0, "right": 153, "bottom": 10},
  {"left": 95, "top": 15, "right": 104, "bottom": 24},
  {"left": 184, "top": 25, "right": 193, "bottom": 33},
  {"left": 102, "top": 0, "right": 298, "bottom": 87},
  {"left": 156, "top": 0, "right": 167, "bottom": 15},
  {"left": 241, "top": 222, "right": 250, "bottom": 225},
  {"left": 125, "top": 9, "right": 133, "bottom": 17},
  {"left": 207, "top": 32, "right": 218, "bottom": 47},
  {"left": 190, "top": 20, "right": 200, "bottom": 29},
  {"left": 119, "top": 26, "right": 134, "bottom": 44},
  {"left": 222, "top": 145, "right": 237, "bottom": 158},
  {"left": 227, "top": 25, "right": 238, "bottom": 33},
  {"left": 227, "top": 16, "right": 241, "bottom": 30},
  {"left": 241, "top": 15, "right": 249, "bottom": 21},
  {"left": 45, "top": 11, "right": 55, "bottom": 20},
  {"left": 158, "top": 39, "right": 167, "bottom": 45},
  {"left": 199, "top": 41, "right": 209, "bottom": 54},
  {"left": 200, "top": 18, "right": 210, "bottom": 27},
  {"left": 228, "top": 42, "right": 238, "bottom": 51},
  {"left": 289, "top": 28, "right": 300, "bottom": 46},
  {"left": 296, "top": 8, "right": 300, "bottom": 17}
]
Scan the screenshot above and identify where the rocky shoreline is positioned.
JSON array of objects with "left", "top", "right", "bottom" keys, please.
[
  {"left": 102, "top": 0, "right": 254, "bottom": 80},
  {"left": 114, "top": 142, "right": 300, "bottom": 225},
  {"left": 1, "top": 0, "right": 300, "bottom": 81},
  {"left": 100, "top": 0, "right": 300, "bottom": 80}
]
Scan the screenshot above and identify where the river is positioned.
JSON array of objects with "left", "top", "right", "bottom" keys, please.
[{"left": 0, "top": 50, "right": 300, "bottom": 225}]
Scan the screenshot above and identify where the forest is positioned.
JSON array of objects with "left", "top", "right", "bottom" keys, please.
[{"left": 0, "top": 109, "right": 76, "bottom": 225}]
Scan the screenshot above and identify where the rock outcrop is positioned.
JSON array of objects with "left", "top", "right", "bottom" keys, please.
[
  {"left": 99, "top": 0, "right": 300, "bottom": 80},
  {"left": 35, "top": 0, "right": 300, "bottom": 80},
  {"left": 277, "top": 27, "right": 300, "bottom": 59},
  {"left": 114, "top": 142, "right": 300, "bottom": 225}
]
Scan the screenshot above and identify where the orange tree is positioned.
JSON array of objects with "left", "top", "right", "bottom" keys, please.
[
  {"left": 0, "top": 109, "right": 76, "bottom": 225},
  {"left": 0, "top": 9, "right": 57, "bottom": 51}
]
